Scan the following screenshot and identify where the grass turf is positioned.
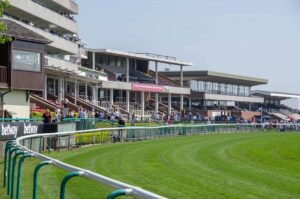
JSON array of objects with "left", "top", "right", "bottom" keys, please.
[{"left": 1, "top": 131, "right": 300, "bottom": 199}]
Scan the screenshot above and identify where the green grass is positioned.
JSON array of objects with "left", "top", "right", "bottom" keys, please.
[{"left": 1, "top": 132, "right": 300, "bottom": 199}]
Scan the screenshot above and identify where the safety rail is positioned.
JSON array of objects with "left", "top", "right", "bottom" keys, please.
[{"left": 3, "top": 123, "right": 300, "bottom": 199}]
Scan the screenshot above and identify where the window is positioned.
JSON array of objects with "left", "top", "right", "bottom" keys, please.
[
  {"left": 227, "top": 84, "right": 233, "bottom": 95},
  {"left": 220, "top": 84, "right": 226, "bottom": 94},
  {"left": 213, "top": 83, "right": 219, "bottom": 93},
  {"left": 198, "top": 81, "right": 205, "bottom": 91},
  {"left": 233, "top": 85, "right": 238, "bottom": 95},
  {"left": 206, "top": 82, "right": 212, "bottom": 92},
  {"left": 239, "top": 86, "right": 245, "bottom": 96},
  {"left": 12, "top": 50, "right": 41, "bottom": 72}
]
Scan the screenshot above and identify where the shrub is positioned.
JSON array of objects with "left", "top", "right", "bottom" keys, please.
[{"left": 75, "top": 131, "right": 111, "bottom": 145}]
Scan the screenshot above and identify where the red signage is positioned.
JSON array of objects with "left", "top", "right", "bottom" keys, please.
[{"left": 132, "top": 83, "right": 165, "bottom": 93}]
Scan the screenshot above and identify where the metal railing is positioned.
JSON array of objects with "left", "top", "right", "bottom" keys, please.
[{"left": 3, "top": 123, "right": 300, "bottom": 199}]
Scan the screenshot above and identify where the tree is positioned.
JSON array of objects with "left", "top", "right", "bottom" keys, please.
[{"left": 0, "top": 0, "right": 11, "bottom": 44}]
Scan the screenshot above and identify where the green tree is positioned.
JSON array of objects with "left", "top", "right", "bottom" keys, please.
[{"left": 0, "top": 0, "right": 11, "bottom": 44}]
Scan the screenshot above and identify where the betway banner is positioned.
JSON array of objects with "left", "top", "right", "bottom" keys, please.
[
  {"left": 132, "top": 83, "right": 165, "bottom": 93},
  {"left": 0, "top": 122, "right": 42, "bottom": 141}
]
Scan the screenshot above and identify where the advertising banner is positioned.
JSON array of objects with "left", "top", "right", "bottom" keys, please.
[
  {"left": 132, "top": 83, "right": 165, "bottom": 93},
  {"left": 0, "top": 122, "right": 42, "bottom": 141}
]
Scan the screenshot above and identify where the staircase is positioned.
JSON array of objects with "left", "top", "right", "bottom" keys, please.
[
  {"left": 30, "top": 94, "right": 61, "bottom": 112},
  {"left": 65, "top": 94, "right": 107, "bottom": 112},
  {"left": 47, "top": 93, "right": 79, "bottom": 112}
]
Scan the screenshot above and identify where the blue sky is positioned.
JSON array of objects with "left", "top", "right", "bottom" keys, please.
[{"left": 77, "top": 0, "right": 300, "bottom": 93}]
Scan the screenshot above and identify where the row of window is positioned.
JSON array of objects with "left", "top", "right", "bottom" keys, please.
[{"left": 190, "top": 80, "right": 251, "bottom": 96}]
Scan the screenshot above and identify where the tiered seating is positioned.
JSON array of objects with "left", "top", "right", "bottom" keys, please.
[
  {"left": 268, "top": 112, "right": 288, "bottom": 120},
  {"left": 99, "top": 64, "right": 155, "bottom": 84},
  {"left": 149, "top": 70, "right": 180, "bottom": 87}
]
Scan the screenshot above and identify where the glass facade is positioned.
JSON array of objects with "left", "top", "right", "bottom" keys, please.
[{"left": 190, "top": 80, "right": 251, "bottom": 97}]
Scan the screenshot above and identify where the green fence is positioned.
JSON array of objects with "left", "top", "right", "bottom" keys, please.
[{"left": 3, "top": 123, "right": 300, "bottom": 199}]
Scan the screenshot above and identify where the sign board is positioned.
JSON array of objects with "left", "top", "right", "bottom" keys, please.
[
  {"left": 12, "top": 50, "right": 41, "bottom": 72},
  {"left": 0, "top": 122, "right": 42, "bottom": 141},
  {"left": 132, "top": 83, "right": 165, "bottom": 93}
]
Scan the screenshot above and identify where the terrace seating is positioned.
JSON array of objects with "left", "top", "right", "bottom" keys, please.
[
  {"left": 149, "top": 70, "right": 180, "bottom": 87},
  {"left": 99, "top": 64, "right": 155, "bottom": 84}
]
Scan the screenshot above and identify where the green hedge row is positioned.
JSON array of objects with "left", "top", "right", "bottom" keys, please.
[{"left": 75, "top": 131, "right": 111, "bottom": 145}]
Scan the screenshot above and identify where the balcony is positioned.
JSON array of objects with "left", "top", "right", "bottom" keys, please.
[
  {"left": 33, "top": 0, "right": 79, "bottom": 15},
  {"left": 7, "top": 0, "right": 78, "bottom": 34},
  {"left": 6, "top": 16, "right": 79, "bottom": 55},
  {"left": 45, "top": 55, "right": 79, "bottom": 73}
]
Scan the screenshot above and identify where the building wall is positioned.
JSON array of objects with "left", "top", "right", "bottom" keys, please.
[{"left": 2, "top": 90, "right": 30, "bottom": 118}]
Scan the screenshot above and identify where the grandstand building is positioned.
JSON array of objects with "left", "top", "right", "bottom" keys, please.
[
  {"left": 160, "top": 70, "right": 268, "bottom": 120},
  {"left": 251, "top": 90, "right": 300, "bottom": 121},
  {"left": 2, "top": 0, "right": 111, "bottom": 116},
  {"left": 0, "top": 19, "right": 51, "bottom": 118},
  {"left": 81, "top": 49, "right": 192, "bottom": 117}
]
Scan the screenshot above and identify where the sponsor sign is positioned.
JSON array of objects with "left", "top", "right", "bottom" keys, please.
[
  {"left": 132, "top": 83, "right": 165, "bottom": 93},
  {"left": 0, "top": 122, "right": 41, "bottom": 141},
  {"left": 12, "top": 50, "right": 41, "bottom": 72}
]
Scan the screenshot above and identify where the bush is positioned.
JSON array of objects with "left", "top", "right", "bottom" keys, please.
[{"left": 75, "top": 131, "right": 111, "bottom": 145}]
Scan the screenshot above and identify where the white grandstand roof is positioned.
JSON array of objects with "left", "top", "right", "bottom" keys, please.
[
  {"left": 87, "top": 48, "right": 193, "bottom": 66},
  {"left": 251, "top": 90, "right": 300, "bottom": 100}
]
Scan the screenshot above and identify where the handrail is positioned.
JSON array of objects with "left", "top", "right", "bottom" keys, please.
[{"left": 12, "top": 123, "right": 293, "bottom": 198}]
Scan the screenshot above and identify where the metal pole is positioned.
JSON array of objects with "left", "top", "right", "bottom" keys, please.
[
  {"left": 106, "top": 189, "right": 133, "bottom": 199},
  {"left": 33, "top": 161, "right": 53, "bottom": 199},
  {"left": 11, "top": 151, "right": 26, "bottom": 199},
  {"left": 7, "top": 146, "right": 19, "bottom": 195},
  {"left": 16, "top": 154, "right": 35, "bottom": 199},
  {"left": 60, "top": 171, "right": 84, "bottom": 199},
  {"left": 3, "top": 141, "right": 15, "bottom": 188}
]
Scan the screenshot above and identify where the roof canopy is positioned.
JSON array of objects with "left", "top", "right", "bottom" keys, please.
[
  {"left": 87, "top": 48, "right": 193, "bottom": 66},
  {"left": 251, "top": 90, "right": 300, "bottom": 101},
  {"left": 161, "top": 70, "right": 268, "bottom": 87},
  {"left": 1, "top": 19, "right": 51, "bottom": 44}
]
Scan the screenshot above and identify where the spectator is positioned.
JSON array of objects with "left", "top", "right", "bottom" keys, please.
[
  {"left": 118, "top": 116, "right": 125, "bottom": 142},
  {"left": 42, "top": 109, "right": 52, "bottom": 124},
  {"left": 54, "top": 109, "right": 62, "bottom": 123},
  {"left": 63, "top": 98, "right": 69, "bottom": 108}
]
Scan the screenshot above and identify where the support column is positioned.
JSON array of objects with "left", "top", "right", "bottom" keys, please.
[
  {"left": 141, "top": 91, "right": 145, "bottom": 118},
  {"left": 155, "top": 61, "right": 159, "bottom": 113},
  {"left": 92, "top": 52, "right": 96, "bottom": 70},
  {"left": 110, "top": 88, "right": 114, "bottom": 109},
  {"left": 126, "top": 90, "right": 130, "bottom": 112},
  {"left": 126, "top": 57, "right": 129, "bottom": 83},
  {"left": 53, "top": 79, "right": 56, "bottom": 96},
  {"left": 168, "top": 93, "right": 172, "bottom": 115},
  {"left": 92, "top": 86, "right": 97, "bottom": 106},
  {"left": 43, "top": 74, "right": 47, "bottom": 100},
  {"left": 92, "top": 52, "right": 96, "bottom": 79},
  {"left": 58, "top": 77, "right": 63, "bottom": 104},
  {"left": 180, "top": 65, "right": 184, "bottom": 111},
  {"left": 62, "top": 77, "right": 65, "bottom": 100},
  {"left": 85, "top": 82, "right": 88, "bottom": 101},
  {"left": 74, "top": 80, "right": 77, "bottom": 105},
  {"left": 189, "top": 98, "right": 192, "bottom": 110},
  {"left": 155, "top": 93, "right": 159, "bottom": 114}
]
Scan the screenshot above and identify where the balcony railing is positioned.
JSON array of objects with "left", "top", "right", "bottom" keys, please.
[
  {"left": 8, "top": 0, "right": 78, "bottom": 34},
  {"left": 0, "top": 66, "right": 8, "bottom": 83},
  {"left": 5, "top": 16, "right": 79, "bottom": 55},
  {"left": 45, "top": 55, "right": 79, "bottom": 72}
]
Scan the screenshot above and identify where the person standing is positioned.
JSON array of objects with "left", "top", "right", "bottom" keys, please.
[
  {"left": 118, "top": 116, "right": 125, "bottom": 142},
  {"left": 42, "top": 109, "right": 52, "bottom": 124}
]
